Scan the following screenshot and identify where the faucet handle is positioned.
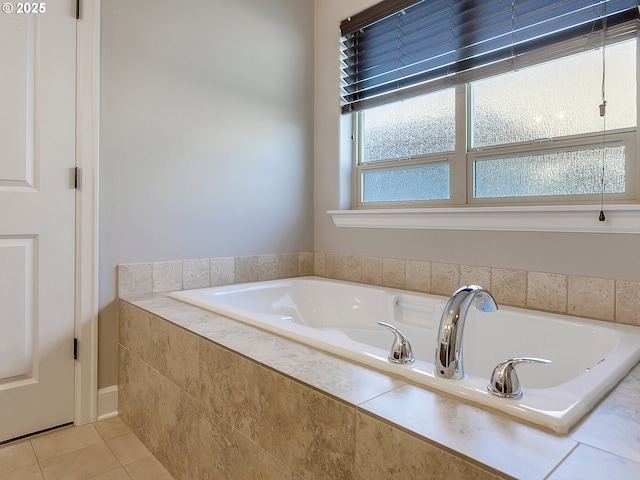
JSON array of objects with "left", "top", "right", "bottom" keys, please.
[
  {"left": 487, "top": 357, "right": 551, "bottom": 399},
  {"left": 377, "top": 322, "right": 415, "bottom": 365}
]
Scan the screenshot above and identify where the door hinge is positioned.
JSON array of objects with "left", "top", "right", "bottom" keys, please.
[
  {"left": 74, "top": 167, "right": 79, "bottom": 189},
  {"left": 74, "top": 338, "right": 78, "bottom": 360}
]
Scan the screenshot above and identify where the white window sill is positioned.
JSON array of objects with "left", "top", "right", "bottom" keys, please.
[{"left": 328, "top": 205, "right": 640, "bottom": 234}]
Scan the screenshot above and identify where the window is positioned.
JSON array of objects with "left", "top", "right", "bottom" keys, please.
[
  {"left": 360, "top": 88, "right": 454, "bottom": 203},
  {"left": 341, "top": 0, "right": 640, "bottom": 208}
]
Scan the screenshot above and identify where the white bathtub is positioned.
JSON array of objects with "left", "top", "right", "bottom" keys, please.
[{"left": 170, "top": 276, "right": 640, "bottom": 433}]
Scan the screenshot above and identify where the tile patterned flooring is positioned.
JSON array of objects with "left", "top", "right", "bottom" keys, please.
[{"left": 0, "top": 417, "right": 175, "bottom": 480}]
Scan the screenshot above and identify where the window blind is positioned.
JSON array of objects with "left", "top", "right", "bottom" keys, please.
[{"left": 341, "top": 0, "right": 640, "bottom": 113}]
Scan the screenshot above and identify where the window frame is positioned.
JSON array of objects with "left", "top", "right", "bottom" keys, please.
[
  {"left": 354, "top": 118, "right": 456, "bottom": 209},
  {"left": 352, "top": 37, "right": 639, "bottom": 210},
  {"left": 467, "top": 128, "right": 637, "bottom": 206}
]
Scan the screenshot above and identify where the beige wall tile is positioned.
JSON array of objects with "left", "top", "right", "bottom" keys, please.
[
  {"left": 196, "top": 408, "right": 227, "bottom": 479},
  {"left": 568, "top": 276, "right": 615, "bottom": 321},
  {"left": 362, "top": 256, "right": 383, "bottom": 286},
  {"left": 343, "top": 255, "right": 362, "bottom": 283},
  {"left": 235, "top": 256, "right": 258, "bottom": 284},
  {"left": 527, "top": 272, "right": 567, "bottom": 313},
  {"left": 383, "top": 258, "right": 406, "bottom": 289},
  {"left": 198, "top": 338, "right": 261, "bottom": 441},
  {"left": 182, "top": 259, "right": 209, "bottom": 290},
  {"left": 615, "top": 280, "right": 640, "bottom": 326},
  {"left": 258, "top": 255, "right": 279, "bottom": 281},
  {"left": 299, "top": 252, "right": 314, "bottom": 276},
  {"left": 199, "top": 407, "right": 301, "bottom": 480},
  {"left": 118, "top": 303, "right": 159, "bottom": 368},
  {"left": 313, "top": 252, "right": 326, "bottom": 277},
  {"left": 210, "top": 256, "right": 234, "bottom": 286},
  {"left": 156, "top": 321, "right": 200, "bottom": 397},
  {"left": 152, "top": 261, "right": 182, "bottom": 293},
  {"left": 491, "top": 268, "right": 527, "bottom": 307},
  {"left": 117, "top": 252, "right": 637, "bottom": 326},
  {"left": 406, "top": 260, "right": 430, "bottom": 293},
  {"left": 145, "top": 370, "right": 199, "bottom": 479},
  {"left": 127, "top": 358, "right": 162, "bottom": 456},
  {"left": 124, "top": 324, "right": 200, "bottom": 479},
  {"left": 257, "top": 368, "right": 356, "bottom": 480},
  {"left": 278, "top": 253, "right": 299, "bottom": 279},
  {"left": 355, "top": 412, "right": 503, "bottom": 480},
  {"left": 117, "top": 345, "right": 130, "bottom": 425},
  {"left": 117, "top": 263, "right": 152, "bottom": 297},
  {"left": 431, "top": 262, "right": 460, "bottom": 296},
  {"left": 325, "top": 253, "right": 344, "bottom": 280},
  {"left": 459, "top": 265, "right": 491, "bottom": 289}
]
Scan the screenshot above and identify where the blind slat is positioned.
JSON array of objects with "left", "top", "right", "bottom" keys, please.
[
  {"left": 340, "top": 0, "right": 423, "bottom": 37},
  {"left": 341, "top": 0, "right": 640, "bottom": 113}
]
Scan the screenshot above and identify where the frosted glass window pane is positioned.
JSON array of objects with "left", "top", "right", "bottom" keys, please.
[
  {"left": 362, "top": 164, "right": 450, "bottom": 202},
  {"left": 362, "top": 89, "right": 455, "bottom": 163},
  {"left": 473, "top": 40, "right": 636, "bottom": 147},
  {"left": 474, "top": 147, "right": 625, "bottom": 198}
]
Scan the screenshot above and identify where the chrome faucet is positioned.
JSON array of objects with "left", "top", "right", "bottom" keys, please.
[
  {"left": 435, "top": 285, "right": 498, "bottom": 379},
  {"left": 378, "top": 321, "right": 415, "bottom": 364}
]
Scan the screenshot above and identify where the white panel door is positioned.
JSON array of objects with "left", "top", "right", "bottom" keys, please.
[{"left": 0, "top": 2, "right": 76, "bottom": 442}]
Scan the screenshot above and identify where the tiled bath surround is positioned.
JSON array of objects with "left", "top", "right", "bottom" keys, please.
[
  {"left": 118, "top": 251, "right": 640, "bottom": 326},
  {"left": 117, "top": 295, "right": 640, "bottom": 479},
  {"left": 118, "top": 300, "right": 506, "bottom": 479},
  {"left": 313, "top": 253, "right": 640, "bottom": 326},
  {"left": 116, "top": 251, "right": 640, "bottom": 478},
  {"left": 117, "top": 253, "right": 314, "bottom": 297}
]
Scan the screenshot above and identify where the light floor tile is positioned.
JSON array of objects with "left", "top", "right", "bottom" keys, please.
[
  {"left": 0, "top": 422, "right": 174, "bottom": 480},
  {"left": 31, "top": 425, "right": 102, "bottom": 463},
  {"left": 0, "top": 442, "right": 37, "bottom": 476},
  {"left": 124, "top": 456, "right": 175, "bottom": 480},
  {"left": 106, "top": 433, "right": 151, "bottom": 466},
  {"left": 0, "top": 464, "right": 43, "bottom": 480},
  {"left": 87, "top": 468, "right": 131, "bottom": 480},
  {"left": 93, "top": 418, "right": 132, "bottom": 442},
  {"left": 39, "top": 443, "right": 119, "bottom": 480}
]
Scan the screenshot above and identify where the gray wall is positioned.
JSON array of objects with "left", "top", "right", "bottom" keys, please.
[
  {"left": 314, "top": 1, "right": 640, "bottom": 279},
  {"left": 99, "top": 0, "right": 314, "bottom": 388}
]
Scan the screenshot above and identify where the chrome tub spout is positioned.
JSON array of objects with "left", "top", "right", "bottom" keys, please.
[{"left": 435, "top": 285, "right": 498, "bottom": 379}]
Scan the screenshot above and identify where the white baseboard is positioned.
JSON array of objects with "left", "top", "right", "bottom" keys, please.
[{"left": 97, "top": 385, "right": 118, "bottom": 421}]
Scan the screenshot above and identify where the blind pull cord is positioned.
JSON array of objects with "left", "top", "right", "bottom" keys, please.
[{"left": 599, "top": 10, "right": 608, "bottom": 223}]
